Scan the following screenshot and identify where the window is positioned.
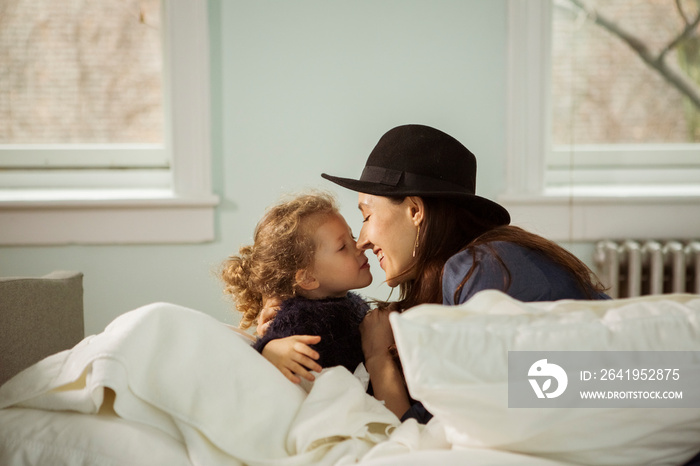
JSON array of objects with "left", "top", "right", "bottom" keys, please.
[
  {"left": 0, "top": 0, "right": 218, "bottom": 245},
  {"left": 501, "top": 0, "right": 700, "bottom": 241}
]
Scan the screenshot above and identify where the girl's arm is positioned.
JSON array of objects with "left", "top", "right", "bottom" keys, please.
[{"left": 360, "top": 308, "right": 411, "bottom": 418}]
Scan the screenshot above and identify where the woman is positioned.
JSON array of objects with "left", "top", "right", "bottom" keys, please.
[{"left": 261, "top": 124, "right": 609, "bottom": 422}]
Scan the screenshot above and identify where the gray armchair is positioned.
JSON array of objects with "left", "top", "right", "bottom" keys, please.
[{"left": 0, "top": 271, "right": 84, "bottom": 386}]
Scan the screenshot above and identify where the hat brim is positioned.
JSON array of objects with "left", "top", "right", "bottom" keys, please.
[{"left": 321, "top": 173, "right": 510, "bottom": 226}]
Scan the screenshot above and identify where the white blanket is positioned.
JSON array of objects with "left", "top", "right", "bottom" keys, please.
[
  {"left": 0, "top": 303, "right": 403, "bottom": 466},
  {"left": 3, "top": 293, "right": 700, "bottom": 465}
]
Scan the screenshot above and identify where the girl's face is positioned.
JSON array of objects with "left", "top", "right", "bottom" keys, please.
[
  {"left": 308, "top": 212, "right": 373, "bottom": 298},
  {"left": 356, "top": 193, "right": 421, "bottom": 287}
]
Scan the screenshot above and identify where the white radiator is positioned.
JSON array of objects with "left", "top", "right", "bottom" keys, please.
[{"left": 593, "top": 240, "right": 700, "bottom": 298}]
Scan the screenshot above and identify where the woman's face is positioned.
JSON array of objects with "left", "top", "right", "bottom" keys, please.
[{"left": 356, "top": 193, "right": 421, "bottom": 287}]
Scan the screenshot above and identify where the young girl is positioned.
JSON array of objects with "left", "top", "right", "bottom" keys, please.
[{"left": 221, "top": 192, "right": 373, "bottom": 382}]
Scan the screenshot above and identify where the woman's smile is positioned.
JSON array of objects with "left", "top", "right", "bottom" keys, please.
[{"left": 376, "top": 250, "right": 385, "bottom": 268}]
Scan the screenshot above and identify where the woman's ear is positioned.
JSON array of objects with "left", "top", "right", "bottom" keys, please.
[
  {"left": 295, "top": 269, "right": 320, "bottom": 291},
  {"left": 406, "top": 196, "right": 425, "bottom": 227}
]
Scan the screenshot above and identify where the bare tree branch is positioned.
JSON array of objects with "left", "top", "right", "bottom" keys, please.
[
  {"left": 675, "top": 0, "right": 692, "bottom": 25},
  {"left": 567, "top": 0, "right": 700, "bottom": 111},
  {"left": 659, "top": 1, "right": 700, "bottom": 61},
  {"left": 675, "top": 0, "right": 700, "bottom": 25}
]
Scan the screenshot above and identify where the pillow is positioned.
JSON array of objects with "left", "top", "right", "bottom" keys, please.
[
  {"left": 390, "top": 291, "right": 700, "bottom": 466},
  {"left": 0, "top": 407, "right": 191, "bottom": 466}
]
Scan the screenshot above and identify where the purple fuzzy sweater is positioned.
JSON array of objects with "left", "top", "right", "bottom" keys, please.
[{"left": 253, "top": 292, "right": 368, "bottom": 373}]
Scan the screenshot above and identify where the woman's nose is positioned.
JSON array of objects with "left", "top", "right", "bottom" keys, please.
[{"left": 356, "top": 225, "right": 371, "bottom": 250}]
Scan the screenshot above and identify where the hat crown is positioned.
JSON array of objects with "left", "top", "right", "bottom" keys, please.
[
  {"left": 365, "top": 125, "right": 476, "bottom": 193},
  {"left": 321, "top": 124, "right": 510, "bottom": 226}
]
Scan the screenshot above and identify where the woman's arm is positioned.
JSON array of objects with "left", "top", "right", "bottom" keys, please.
[
  {"left": 256, "top": 296, "right": 281, "bottom": 336},
  {"left": 261, "top": 335, "right": 322, "bottom": 383},
  {"left": 225, "top": 325, "right": 256, "bottom": 342},
  {"left": 360, "top": 308, "right": 411, "bottom": 418},
  {"left": 226, "top": 324, "right": 322, "bottom": 383},
  {"left": 255, "top": 297, "right": 322, "bottom": 383}
]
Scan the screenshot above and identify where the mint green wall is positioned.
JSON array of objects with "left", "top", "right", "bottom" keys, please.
[{"left": 2, "top": 0, "right": 539, "bottom": 335}]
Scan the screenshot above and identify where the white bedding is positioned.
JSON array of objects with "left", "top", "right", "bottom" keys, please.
[
  {"left": 0, "top": 303, "right": 402, "bottom": 465},
  {"left": 393, "top": 291, "right": 700, "bottom": 465},
  {"left": 0, "top": 407, "right": 191, "bottom": 466},
  {"left": 0, "top": 408, "right": 564, "bottom": 466},
  {"left": 1, "top": 292, "right": 700, "bottom": 465}
]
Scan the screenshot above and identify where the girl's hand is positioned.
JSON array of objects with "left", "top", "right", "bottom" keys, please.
[
  {"left": 359, "top": 308, "right": 395, "bottom": 363},
  {"left": 257, "top": 297, "right": 282, "bottom": 336},
  {"left": 261, "top": 335, "right": 322, "bottom": 384}
]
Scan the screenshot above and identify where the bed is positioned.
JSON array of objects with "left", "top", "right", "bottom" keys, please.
[{"left": 1, "top": 272, "right": 700, "bottom": 465}]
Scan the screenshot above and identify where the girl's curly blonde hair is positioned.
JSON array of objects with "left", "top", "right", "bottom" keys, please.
[{"left": 221, "top": 192, "right": 339, "bottom": 329}]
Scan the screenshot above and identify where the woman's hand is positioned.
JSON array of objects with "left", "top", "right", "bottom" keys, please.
[
  {"left": 359, "top": 308, "right": 396, "bottom": 362},
  {"left": 257, "top": 297, "right": 282, "bottom": 336},
  {"left": 261, "top": 335, "right": 323, "bottom": 384}
]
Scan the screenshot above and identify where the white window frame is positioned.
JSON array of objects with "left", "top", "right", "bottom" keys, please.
[
  {"left": 499, "top": 0, "right": 700, "bottom": 242},
  {"left": 0, "top": 0, "right": 218, "bottom": 245}
]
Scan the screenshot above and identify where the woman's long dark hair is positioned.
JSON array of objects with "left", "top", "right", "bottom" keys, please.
[{"left": 385, "top": 196, "right": 606, "bottom": 312}]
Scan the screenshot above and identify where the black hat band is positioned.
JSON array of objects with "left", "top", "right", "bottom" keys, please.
[{"left": 361, "top": 165, "right": 474, "bottom": 193}]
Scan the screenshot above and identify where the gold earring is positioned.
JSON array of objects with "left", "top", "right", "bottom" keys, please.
[{"left": 412, "top": 225, "right": 420, "bottom": 258}]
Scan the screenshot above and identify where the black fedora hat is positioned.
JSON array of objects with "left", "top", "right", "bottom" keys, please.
[{"left": 322, "top": 124, "right": 510, "bottom": 226}]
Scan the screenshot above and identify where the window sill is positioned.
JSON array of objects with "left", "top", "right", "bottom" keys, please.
[
  {"left": 498, "top": 188, "right": 700, "bottom": 242},
  {"left": 0, "top": 190, "right": 220, "bottom": 245}
]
